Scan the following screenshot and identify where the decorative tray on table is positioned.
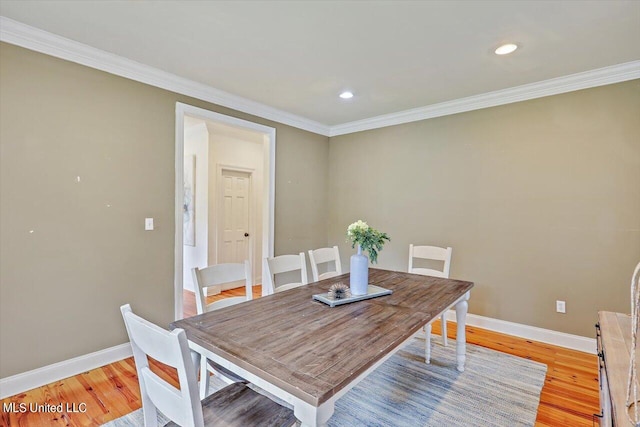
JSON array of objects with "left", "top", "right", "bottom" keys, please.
[{"left": 313, "top": 284, "right": 393, "bottom": 307}]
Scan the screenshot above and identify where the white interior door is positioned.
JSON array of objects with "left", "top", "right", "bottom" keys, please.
[{"left": 218, "top": 169, "right": 251, "bottom": 268}]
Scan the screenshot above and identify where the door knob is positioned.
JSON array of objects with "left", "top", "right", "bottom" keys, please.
[{"left": 244, "top": 233, "right": 249, "bottom": 237}]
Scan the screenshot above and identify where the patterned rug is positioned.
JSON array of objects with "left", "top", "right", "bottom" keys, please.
[{"left": 103, "top": 335, "right": 547, "bottom": 426}]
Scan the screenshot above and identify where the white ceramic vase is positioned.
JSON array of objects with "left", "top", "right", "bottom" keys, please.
[{"left": 350, "top": 244, "right": 369, "bottom": 295}]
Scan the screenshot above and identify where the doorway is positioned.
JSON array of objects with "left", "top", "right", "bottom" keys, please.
[
  {"left": 217, "top": 168, "right": 252, "bottom": 267},
  {"left": 174, "top": 103, "right": 275, "bottom": 320}
]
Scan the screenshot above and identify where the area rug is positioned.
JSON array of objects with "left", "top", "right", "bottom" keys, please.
[{"left": 103, "top": 335, "right": 547, "bottom": 427}]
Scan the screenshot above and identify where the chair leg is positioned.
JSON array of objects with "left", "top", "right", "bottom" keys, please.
[
  {"left": 141, "top": 392, "right": 159, "bottom": 427},
  {"left": 441, "top": 314, "right": 448, "bottom": 346},
  {"left": 424, "top": 324, "right": 432, "bottom": 364},
  {"left": 199, "top": 357, "right": 210, "bottom": 400}
]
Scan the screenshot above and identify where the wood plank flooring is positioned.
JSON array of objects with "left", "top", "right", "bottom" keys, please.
[{"left": 0, "top": 287, "right": 599, "bottom": 427}]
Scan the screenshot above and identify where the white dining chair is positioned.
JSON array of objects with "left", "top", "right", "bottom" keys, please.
[
  {"left": 308, "top": 246, "right": 342, "bottom": 282},
  {"left": 408, "top": 244, "right": 453, "bottom": 347},
  {"left": 120, "top": 304, "right": 296, "bottom": 427},
  {"left": 192, "top": 260, "right": 253, "bottom": 315},
  {"left": 264, "top": 253, "right": 308, "bottom": 294},
  {"left": 192, "top": 260, "right": 252, "bottom": 395}
]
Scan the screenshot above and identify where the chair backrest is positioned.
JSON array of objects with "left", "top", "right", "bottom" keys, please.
[
  {"left": 264, "top": 253, "right": 308, "bottom": 294},
  {"left": 191, "top": 260, "right": 252, "bottom": 315},
  {"left": 408, "top": 244, "right": 452, "bottom": 278},
  {"left": 308, "top": 246, "right": 342, "bottom": 282},
  {"left": 120, "top": 304, "right": 203, "bottom": 427}
]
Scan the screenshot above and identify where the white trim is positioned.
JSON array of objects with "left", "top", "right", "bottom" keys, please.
[
  {"left": 443, "top": 310, "right": 596, "bottom": 354},
  {"left": 2, "top": 17, "right": 638, "bottom": 138},
  {"left": 0, "top": 17, "right": 330, "bottom": 137},
  {"left": 174, "top": 103, "right": 276, "bottom": 320},
  {"left": 0, "top": 343, "right": 132, "bottom": 399},
  {"left": 174, "top": 110, "right": 185, "bottom": 320},
  {"left": 329, "top": 60, "right": 640, "bottom": 136}
]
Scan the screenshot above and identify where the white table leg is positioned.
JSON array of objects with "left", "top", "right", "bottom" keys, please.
[
  {"left": 190, "top": 349, "right": 201, "bottom": 374},
  {"left": 188, "top": 350, "right": 210, "bottom": 399},
  {"left": 441, "top": 314, "right": 448, "bottom": 346},
  {"left": 455, "top": 291, "right": 470, "bottom": 372},
  {"left": 294, "top": 400, "right": 334, "bottom": 427},
  {"left": 424, "top": 324, "right": 432, "bottom": 364}
]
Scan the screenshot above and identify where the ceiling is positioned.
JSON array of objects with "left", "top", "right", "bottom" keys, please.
[{"left": 1, "top": 1, "right": 639, "bottom": 129}]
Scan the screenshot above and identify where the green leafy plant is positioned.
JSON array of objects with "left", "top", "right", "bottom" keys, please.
[{"left": 346, "top": 220, "right": 390, "bottom": 264}]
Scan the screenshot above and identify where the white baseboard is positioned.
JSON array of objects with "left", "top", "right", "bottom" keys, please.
[
  {"left": 443, "top": 311, "right": 596, "bottom": 354},
  {"left": 0, "top": 343, "right": 132, "bottom": 399}
]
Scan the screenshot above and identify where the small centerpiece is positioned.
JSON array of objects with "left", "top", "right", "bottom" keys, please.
[
  {"left": 346, "top": 220, "right": 390, "bottom": 295},
  {"left": 327, "top": 283, "right": 351, "bottom": 300}
]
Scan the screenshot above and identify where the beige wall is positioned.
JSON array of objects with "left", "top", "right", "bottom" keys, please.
[
  {"left": 274, "top": 125, "right": 330, "bottom": 256},
  {"left": 328, "top": 80, "right": 640, "bottom": 337},
  {"left": 0, "top": 43, "right": 329, "bottom": 378}
]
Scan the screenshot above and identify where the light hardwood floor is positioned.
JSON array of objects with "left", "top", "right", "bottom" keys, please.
[{"left": 0, "top": 286, "right": 599, "bottom": 426}]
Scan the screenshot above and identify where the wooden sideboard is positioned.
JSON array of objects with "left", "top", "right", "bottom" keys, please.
[{"left": 597, "top": 311, "right": 635, "bottom": 426}]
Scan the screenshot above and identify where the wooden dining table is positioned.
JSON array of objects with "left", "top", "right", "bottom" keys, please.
[{"left": 171, "top": 268, "right": 473, "bottom": 427}]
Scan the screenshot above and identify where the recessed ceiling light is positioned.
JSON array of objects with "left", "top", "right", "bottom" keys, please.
[
  {"left": 495, "top": 43, "right": 518, "bottom": 55},
  {"left": 339, "top": 91, "right": 354, "bottom": 99}
]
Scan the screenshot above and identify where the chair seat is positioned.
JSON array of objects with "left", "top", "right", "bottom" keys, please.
[{"left": 165, "top": 382, "right": 296, "bottom": 427}]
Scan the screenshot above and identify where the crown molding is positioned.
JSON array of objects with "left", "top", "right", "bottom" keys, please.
[
  {"left": 329, "top": 60, "right": 640, "bottom": 136},
  {"left": 0, "top": 17, "right": 331, "bottom": 137},
  {"left": 2, "top": 17, "right": 638, "bottom": 138}
]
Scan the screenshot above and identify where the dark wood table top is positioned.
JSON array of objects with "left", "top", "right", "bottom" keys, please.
[{"left": 172, "top": 268, "right": 473, "bottom": 407}]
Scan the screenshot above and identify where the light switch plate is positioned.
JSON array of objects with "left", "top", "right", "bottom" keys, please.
[{"left": 145, "top": 218, "right": 154, "bottom": 231}]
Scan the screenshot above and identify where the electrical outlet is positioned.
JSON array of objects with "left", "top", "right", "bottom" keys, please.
[{"left": 556, "top": 300, "right": 566, "bottom": 313}]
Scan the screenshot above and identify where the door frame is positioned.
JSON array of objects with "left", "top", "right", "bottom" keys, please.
[
  {"left": 215, "top": 165, "right": 255, "bottom": 277},
  {"left": 174, "top": 102, "right": 276, "bottom": 320}
]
